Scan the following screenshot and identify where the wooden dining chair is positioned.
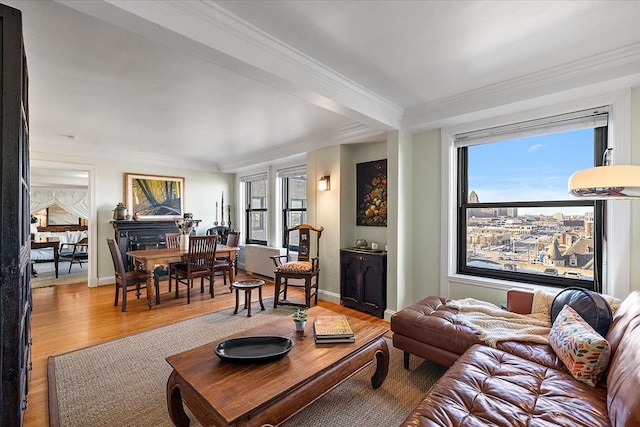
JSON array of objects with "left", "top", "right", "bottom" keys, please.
[
  {"left": 227, "top": 231, "right": 240, "bottom": 276},
  {"left": 271, "top": 224, "right": 323, "bottom": 308},
  {"left": 206, "top": 225, "right": 231, "bottom": 244},
  {"left": 213, "top": 231, "right": 240, "bottom": 290},
  {"left": 164, "top": 232, "right": 181, "bottom": 292},
  {"left": 107, "top": 238, "right": 155, "bottom": 311},
  {"left": 170, "top": 235, "right": 218, "bottom": 304}
]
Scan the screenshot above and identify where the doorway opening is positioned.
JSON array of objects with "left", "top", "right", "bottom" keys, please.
[{"left": 30, "top": 160, "right": 96, "bottom": 287}]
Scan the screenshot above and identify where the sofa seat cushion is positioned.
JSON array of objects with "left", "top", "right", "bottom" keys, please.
[
  {"left": 401, "top": 345, "right": 609, "bottom": 427},
  {"left": 391, "top": 296, "right": 482, "bottom": 357},
  {"left": 496, "top": 340, "right": 565, "bottom": 371}
]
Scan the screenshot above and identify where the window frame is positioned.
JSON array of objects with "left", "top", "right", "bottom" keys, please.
[
  {"left": 441, "top": 94, "right": 634, "bottom": 298},
  {"left": 281, "top": 174, "right": 307, "bottom": 251},
  {"left": 244, "top": 178, "right": 268, "bottom": 246},
  {"left": 455, "top": 125, "right": 606, "bottom": 291}
]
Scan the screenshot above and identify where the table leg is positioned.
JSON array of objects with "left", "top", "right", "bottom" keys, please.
[
  {"left": 233, "top": 288, "right": 239, "bottom": 314},
  {"left": 258, "top": 285, "right": 265, "bottom": 311},
  {"left": 370, "top": 338, "right": 390, "bottom": 389},
  {"left": 229, "top": 254, "right": 235, "bottom": 283},
  {"left": 142, "top": 260, "right": 156, "bottom": 308},
  {"left": 166, "top": 370, "right": 191, "bottom": 427},
  {"left": 53, "top": 245, "right": 59, "bottom": 278},
  {"left": 246, "top": 289, "right": 252, "bottom": 317}
]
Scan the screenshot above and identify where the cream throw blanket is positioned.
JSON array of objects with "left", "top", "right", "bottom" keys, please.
[{"left": 447, "top": 298, "right": 551, "bottom": 347}]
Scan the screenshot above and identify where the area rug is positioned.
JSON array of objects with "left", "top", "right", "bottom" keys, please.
[
  {"left": 48, "top": 306, "right": 446, "bottom": 427},
  {"left": 32, "top": 261, "right": 87, "bottom": 288}
]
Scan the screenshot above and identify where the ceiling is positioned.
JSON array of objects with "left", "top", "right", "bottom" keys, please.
[{"left": 8, "top": 0, "right": 640, "bottom": 174}]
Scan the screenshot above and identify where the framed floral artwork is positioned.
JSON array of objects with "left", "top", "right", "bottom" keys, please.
[
  {"left": 356, "top": 159, "right": 387, "bottom": 226},
  {"left": 125, "top": 173, "right": 184, "bottom": 220}
]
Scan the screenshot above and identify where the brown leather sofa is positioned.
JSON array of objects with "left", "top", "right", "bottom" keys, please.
[{"left": 391, "top": 289, "right": 640, "bottom": 426}]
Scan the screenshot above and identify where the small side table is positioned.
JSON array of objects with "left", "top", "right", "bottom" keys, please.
[{"left": 231, "top": 279, "right": 265, "bottom": 317}]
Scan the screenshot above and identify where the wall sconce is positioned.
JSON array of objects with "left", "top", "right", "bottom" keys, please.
[
  {"left": 569, "top": 149, "right": 640, "bottom": 199},
  {"left": 318, "top": 175, "right": 331, "bottom": 191}
]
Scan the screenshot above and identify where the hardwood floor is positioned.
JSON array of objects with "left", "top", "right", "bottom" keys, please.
[{"left": 25, "top": 271, "right": 389, "bottom": 427}]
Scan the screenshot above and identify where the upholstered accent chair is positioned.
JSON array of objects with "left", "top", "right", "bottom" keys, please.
[{"left": 270, "top": 224, "right": 323, "bottom": 308}]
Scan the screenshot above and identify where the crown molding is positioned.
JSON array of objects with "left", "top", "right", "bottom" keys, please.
[
  {"left": 99, "top": 0, "right": 402, "bottom": 130},
  {"left": 30, "top": 138, "right": 221, "bottom": 172},
  {"left": 403, "top": 42, "right": 640, "bottom": 131},
  {"left": 30, "top": 123, "right": 383, "bottom": 174},
  {"left": 218, "top": 123, "right": 385, "bottom": 173}
]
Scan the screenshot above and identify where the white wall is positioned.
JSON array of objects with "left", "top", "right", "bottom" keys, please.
[
  {"left": 307, "top": 141, "right": 397, "bottom": 313},
  {"left": 307, "top": 145, "right": 342, "bottom": 302},
  {"left": 408, "top": 129, "right": 442, "bottom": 303},
  {"left": 30, "top": 152, "right": 235, "bottom": 286}
]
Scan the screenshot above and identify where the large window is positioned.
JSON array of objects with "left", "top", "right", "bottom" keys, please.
[
  {"left": 242, "top": 173, "right": 268, "bottom": 245},
  {"left": 456, "top": 108, "right": 608, "bottom": 291},
  {"left": 279, "top": 166, "right": 307, "bottom": 250}
]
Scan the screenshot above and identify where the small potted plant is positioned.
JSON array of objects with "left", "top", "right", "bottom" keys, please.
[{"left": 292, "top": 307, "right": 308, "bottom": 332}]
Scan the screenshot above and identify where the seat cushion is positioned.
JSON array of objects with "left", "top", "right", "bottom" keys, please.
[
  {"left": 401, "top": 345, "right": 609, "bottom": 427},
  {"left": 495, "top": 340, "right": 564, "bottom": 371},
  {"left": 173, "top": 265, "right": 211, "bottom": 278},
  {"left": 391, "top": 296, "right": 482, "bottom": 357},
  {"left": 277, "top": 261, "right": 312, "bottom": 273},
  {"left": 123, "top": 269, "right": 149, "bottom": 284},
  {"left": 214, "top": 259, "right": 231, "bottom": 268}
]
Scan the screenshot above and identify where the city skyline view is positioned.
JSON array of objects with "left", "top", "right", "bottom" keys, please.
[
  {"left": 463, "top": 126, "right": 597, "bottom": 284},
  {"left": 468, "top": 127, "right": 595, "bottom": 215}
]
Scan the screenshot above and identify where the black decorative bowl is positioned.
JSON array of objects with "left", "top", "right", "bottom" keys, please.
[{"left": 214, "top": 336, "right": 294, "bottom": 364}]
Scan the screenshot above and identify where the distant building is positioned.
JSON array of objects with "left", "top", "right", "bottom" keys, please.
[
  {"left": 468, "top": 191, "right": 517, "bottom": 218},
  {"left": 495, "top": 207, "right": 518, "bottom": 217},
  {"left": 543, "top": 237, "right": 593, "bottom": 270}
]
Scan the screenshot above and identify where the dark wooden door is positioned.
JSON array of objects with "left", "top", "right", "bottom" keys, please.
[
  {"left": 340, "top": 251, "right": 361, "bottom": 306},
  {"left": 0, "top": 4, "right": 31, "bottom": 425},
  {"left": 361, "top": 255, "right": 386, "bottom": 316}
]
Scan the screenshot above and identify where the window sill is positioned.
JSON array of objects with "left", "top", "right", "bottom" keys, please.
[{"left": 447, "top": 273, "right": 561, "bottom": 295}]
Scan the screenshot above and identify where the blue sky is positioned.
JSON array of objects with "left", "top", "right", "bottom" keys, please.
[{"left": 468, "top": 128, "right": 594, "bottom": 212}]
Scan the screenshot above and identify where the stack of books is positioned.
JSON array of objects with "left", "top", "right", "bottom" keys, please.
[{"left": 313, "top": 315, "right": 355, "bottom": 344}]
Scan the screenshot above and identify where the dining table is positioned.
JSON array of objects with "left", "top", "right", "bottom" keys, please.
[{"left": 127, "top": 245, "right": 239, "bottom": 308}]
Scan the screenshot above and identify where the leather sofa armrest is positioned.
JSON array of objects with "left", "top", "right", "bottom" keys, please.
[{"left": 507, "top": 288, "right": 534, "bottom": 314}]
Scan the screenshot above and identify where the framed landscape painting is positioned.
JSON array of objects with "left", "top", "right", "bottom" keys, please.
[
  {"left": 356, "top": 159, "right": 387, "bottom": 226},
  {"left": 125, "top": 173, "right": 184, "bottom": 220}
]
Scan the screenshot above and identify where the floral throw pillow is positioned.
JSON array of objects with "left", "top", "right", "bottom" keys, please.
[{"left": 548, "top": 304, "right": 611, "bottom": 387}]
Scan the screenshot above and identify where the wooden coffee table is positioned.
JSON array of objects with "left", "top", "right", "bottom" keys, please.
[{"left": 165, "top": 306, "right": 389, "bottom": 426}]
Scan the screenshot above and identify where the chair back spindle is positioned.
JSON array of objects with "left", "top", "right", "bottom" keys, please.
[{"left": 165, "top": 232, "right": 181, "bottom": 249}]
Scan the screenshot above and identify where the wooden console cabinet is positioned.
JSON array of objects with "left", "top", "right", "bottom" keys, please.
[{"left": 340, "top": 249, "right": 387, "bottom": 318}]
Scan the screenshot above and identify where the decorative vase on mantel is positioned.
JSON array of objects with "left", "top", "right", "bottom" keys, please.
[{"left": 179, "top": 234, "right": 189, "bottom": 250}]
